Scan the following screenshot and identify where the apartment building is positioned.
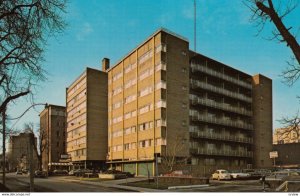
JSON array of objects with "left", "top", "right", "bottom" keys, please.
[
  {"left": 66, "top": 67, "right": 108, "bottom": 169},
  {"left": 273, "top": 126, "right": 300, "bottom": 144},
  {"left": 105, "top": 28, "right": 273, "bottom": 176},
  {"left": 39, "top": 104, "right": 66, "bottom": 172},
  {"left": 7, "top": 132, "right": 38, "bottom": 171}
]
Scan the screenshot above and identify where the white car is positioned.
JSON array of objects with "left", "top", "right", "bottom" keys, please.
[
  {"left": 230, "top": 170, "right": 251, "bottom": 179},
  {"left": 212, "top": 169, "right": 231, "bottom": 180}
]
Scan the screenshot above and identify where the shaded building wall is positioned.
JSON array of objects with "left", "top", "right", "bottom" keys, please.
[
  {"left": 273, "top": 143, "right": 300, "bottom": 167},
  {"left": 252, "top": 74, "right": 273, "bottom": 168}
]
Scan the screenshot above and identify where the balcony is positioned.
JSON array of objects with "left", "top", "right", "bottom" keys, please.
[
  {"left": 190, "top": 95, "right": 252, "bottom": 116},
  {"left": 190, "top": 148, "right": 253, "bottom": 158},
  {"left": 155, "top": 81, "right": 167, "bottom": 90},
  {"left": 155, "top": 62, "right": 167, "bottom": 72},
  {"left": 189, "top": 112, "right": 253, "bottom": 130},
  {"left": 189, "top": 131, "right": 253, "bottom": 144},
  {"left": 156, "top": 100, "right": 167, "bottom": 108},
  {"left": 190, "top": 63, "right": 252, "bottom": 89},
  {"left": 190, "top": 79, "right": 252, "bottom": 103}
]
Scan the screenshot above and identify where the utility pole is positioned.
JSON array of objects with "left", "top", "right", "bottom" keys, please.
[
  {"left": 2, "top": 108, "right": 6, "bottom": 186},
  {"left": 194, "top": 0, "right": 197, "bottom": 51},
  {"left": 155, "top": 153, "right": 159, "bottom": 189},
  {"left": 29, "top": 133, "right": 34, "bottom": 192}
]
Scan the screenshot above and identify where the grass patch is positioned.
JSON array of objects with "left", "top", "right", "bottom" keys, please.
[{"left": 122, "top": 180, "right": 189, "bottom": 190}]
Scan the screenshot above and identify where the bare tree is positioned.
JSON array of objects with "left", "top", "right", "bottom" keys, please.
[
  {"left": 245, "top": 0, "right": 300, "bottom": 85},
  {"left": 24, "top": 122, "right": 46, "bottom": 170},
  {"left": 161, "top": 135, "right": 188, "bottom": 173},
  {"left": 277, "top": 112, "right": 300, "bottom": 143},
  {"left": 0, "top": 0, "right": 66, "bottom": 113}
]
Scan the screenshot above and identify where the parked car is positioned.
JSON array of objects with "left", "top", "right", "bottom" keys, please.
[
  {"left": 229, "top": 170, "right": 251, "bottom": 179},
  {"left": 21, "top": 169, "right": 29, "bottom": 174},
  {"left": 52, "top": 169, "right": 68, "bottom": 175},
  {"left": 71, "top": 169, "right": 93, "bottom": 177},
  {"left": 241, "top": 169, "right": 262, "bottom": 179},
  {"left": 103, "top": 169, "right": 135, "bottom": 178},
  {"left": 211, "top": 169, "right": 231, "bottom": 180},
  {"left": 16, "top": 170, "right": 23, "bottom": 175},
  {"left": 34, "top": 170, "right": 47, "bottom": 178}
]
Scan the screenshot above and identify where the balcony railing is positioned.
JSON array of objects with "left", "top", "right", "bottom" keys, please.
[
  {"left": 189, "top": 131, "right": 253, "bottom": 144},
  {"left": 189, "top": 112, "right": 253, "bottom": 130},
  {"left": 155, "top": 62, "right": 167, "bottom": 72},
  {"left": 155, "top": 81, "right": 167, "bottom": 90},
  {"left": 190, "top": 79, "right": 252, "bottom": 103},
  {"left": 190, "top": 63, "right": 252, "bottom": 89},
  {"left": 190, "top": 148, "right": 253, "bottom": 158},
  {"left": 190, "top": 95, "right": 252, "bottom": 116},
  {"left": 156, "top": 100, "right": 167, "bottom": 108}
]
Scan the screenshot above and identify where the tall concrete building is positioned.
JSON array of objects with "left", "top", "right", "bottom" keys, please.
[
  {"left": 66, "top": 67, "right": 108, "bottom": 169},
  {"left": 105, "top": 28, "right": 273, "bottom": 176},
  {"left": 39, "top": 104, "right": 66, "bottom": 172}
]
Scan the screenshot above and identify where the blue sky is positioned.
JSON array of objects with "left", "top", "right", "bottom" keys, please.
[{"left": 8, "top": 0, "right": 300, "bottom": 131}]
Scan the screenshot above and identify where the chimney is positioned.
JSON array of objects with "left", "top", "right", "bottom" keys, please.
[{"left": 102, "top": 58, "right": 110, "bottom": 71}]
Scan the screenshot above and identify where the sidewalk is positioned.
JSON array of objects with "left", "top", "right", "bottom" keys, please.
[{"left": 60, "top": 176, "right": 164, "bottom": 192}]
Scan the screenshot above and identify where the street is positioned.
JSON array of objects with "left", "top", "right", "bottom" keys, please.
[
  {"left": 174, "top": 180, "right": 267, "bottom": 192},
  {"left": 3, "top": 173, "right": 129, "bottom": 192}
]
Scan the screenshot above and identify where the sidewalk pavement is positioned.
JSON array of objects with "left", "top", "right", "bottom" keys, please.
[{"left": 59, "top": 176, "right": 164, "bottom": 192}]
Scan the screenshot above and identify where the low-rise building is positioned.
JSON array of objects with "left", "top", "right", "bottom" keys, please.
[{"left": 7, "top": 132, "right": 38, "bottom": 171}]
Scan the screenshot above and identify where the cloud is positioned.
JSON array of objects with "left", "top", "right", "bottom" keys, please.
[{"left": 76, "top": 22, "right": 94, "bottom": 41}]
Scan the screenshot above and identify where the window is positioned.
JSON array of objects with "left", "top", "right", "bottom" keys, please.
[{"left": 182, "top": 68, "right": 187, "bottom": 73}]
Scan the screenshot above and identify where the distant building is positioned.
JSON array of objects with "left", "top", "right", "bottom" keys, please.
[
  {"left": 39, "top": 104, "right": 66, "bottom": 172},
  {"left": 66, "top": 67, "right": 108, "bottom": 169},
  {"left": 7, "top": 132, "right": 38, "bottom": 171},
  {"left": 273, "top": 127, "right": 300, "bottom": 144},
  {"left": 273, "top": 143, "right": 300, "bottom": 168}
]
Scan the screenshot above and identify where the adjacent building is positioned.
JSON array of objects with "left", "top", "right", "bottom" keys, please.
[
  {"left": 105, "top": 28, "right": 273, "bottom": 176},
  {"left": 273, "top": 143, "right": 300, "bottom": 168},
  {"left": 39, "top": 104, "right": 67, "bottom": 172},
  {"left": 273, "top": 126, "right": 300, "bottom": 144},
  {"left": 66, "top": 67, "right": 108, "bottom": 169},
  {"left": 7, "top": 132, "right": 38, "bottom": 171}
]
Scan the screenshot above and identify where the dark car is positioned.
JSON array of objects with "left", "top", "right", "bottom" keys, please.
[
  {"left": 52, "top": 169, "right": 68, "bottom": 175},
  {"left": 34, "top": 170, "right": 47, "bottom": 178},
  {"left": 103, "top": 169, "right": 135, "bottom": 178},
  {"left": 16, "top": 170, "right": 23, "bottom": 175},
  {"left": 71, "top": 169, "right": 93, "bottom": 177}
]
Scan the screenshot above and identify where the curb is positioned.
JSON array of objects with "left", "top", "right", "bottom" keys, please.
[{"left": 168, "top": 184, "right": 210, "bottom": 190}]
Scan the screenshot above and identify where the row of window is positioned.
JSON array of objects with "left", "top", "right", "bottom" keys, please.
[
  {"left": 110, "top": 138, "right": 167, "bottom": 152},
  {"left": 68, "top": 113, "right": 86, "bottom": 127},
  {"left": 69, "top": 148, "right": 86, "bottom": 157},
  {"left": 110, "top": 78, "right": 166, "bottom": 99},
  {"left": 67, "top": 125, "right": 86, "bottom": 138},
  {"left": 68, "top": 89, "right": 86, "bottom": 107},
  {"left": 67, "top": 136, "right": 86, "bottom": 148},
  {"left": 67, "top": 101, "right": 85, "bottom": 119},
  {"left": 110, "top": 101, "right": 165, "bottom": 125},
  {"left": 110, "top": 119, "right": 166, "bottom": 138},
  {"left": 109, "top": 44, "right": 166, "bottom": 84},
  {"left": 68, "top": 77, "right": 86, "bottom": 97}
]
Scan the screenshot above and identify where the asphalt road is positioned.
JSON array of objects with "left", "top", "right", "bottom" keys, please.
[
  {"left": 174, "top": 179, "right": 269, "bottom": 192},
  {"left": 4, "top": 173, "right": 128, "bottom": 192}
]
